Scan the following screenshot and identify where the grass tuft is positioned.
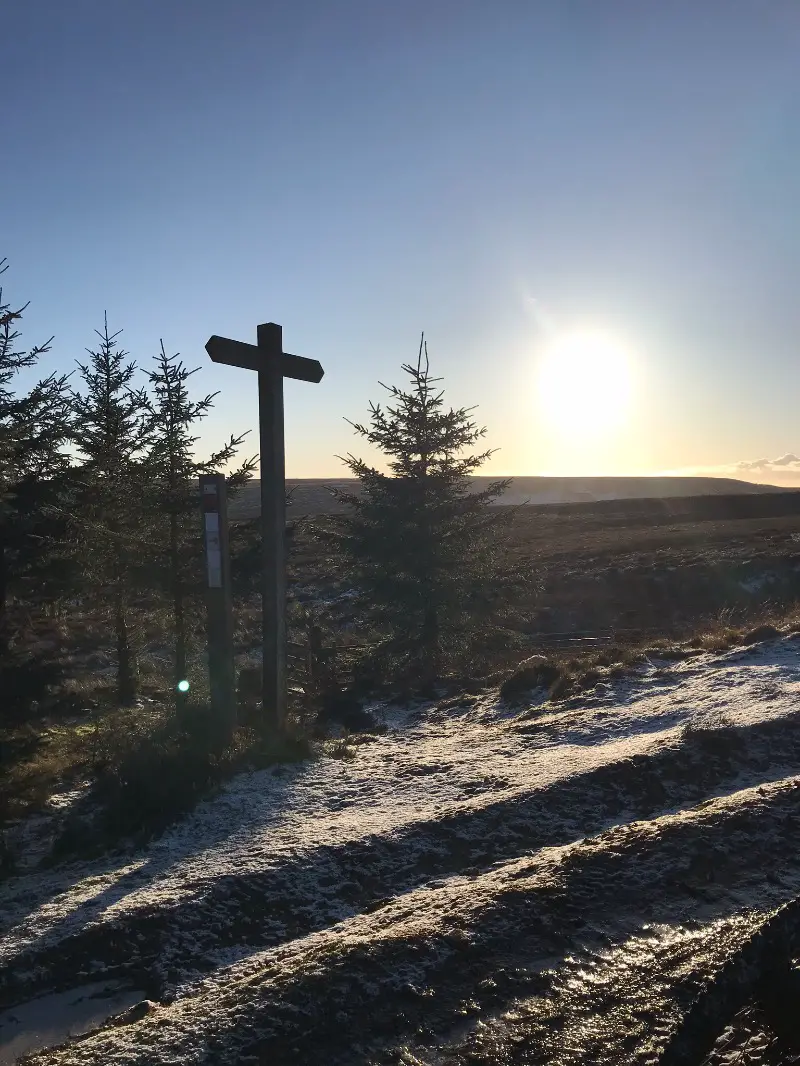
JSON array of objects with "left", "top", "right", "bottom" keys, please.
[
  {"left": 499, "top": 657, "right": 564, "bottom": 702},
  {"left": 682, "top": 710, "right": 744, "bottom": 756}
]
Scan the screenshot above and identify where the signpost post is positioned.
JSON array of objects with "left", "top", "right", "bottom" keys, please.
[
  {"left": 205, "top": 324, "right": 324, "bottom": 731},
  {"left": 200, "top": 472, "right": 236, "bottom": 733}
]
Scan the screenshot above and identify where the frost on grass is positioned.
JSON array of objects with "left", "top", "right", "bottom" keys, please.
[{"left": 3, "top": 636, "right": 800, "bottom": 1063}]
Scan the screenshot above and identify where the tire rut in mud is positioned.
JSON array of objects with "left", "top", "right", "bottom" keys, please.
[
  {"left": 426, "top": 914, "right": 764, "bottom": 1066},
  {"left": 391, "top": 788, "right": 800, "bottom": 1066},
  {"left": 431, "top": 899, "right": 800, "bottom": 1066}
]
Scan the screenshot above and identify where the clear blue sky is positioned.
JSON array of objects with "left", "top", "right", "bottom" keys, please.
[{"left": 6, "top": 1, "right": 800, "bottom": 481}]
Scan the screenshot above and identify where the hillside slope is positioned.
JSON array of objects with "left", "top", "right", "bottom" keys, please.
[
  {"left": 2, "top": 638, "right": 800, "bottom": 1063},
  {"left": 230, "top": 475, "right": 785, "bottom": 518}
]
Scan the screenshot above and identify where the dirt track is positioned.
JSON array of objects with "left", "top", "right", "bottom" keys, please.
[{"left": 3, "top": 639, "right": 800, "bottom": 1064}]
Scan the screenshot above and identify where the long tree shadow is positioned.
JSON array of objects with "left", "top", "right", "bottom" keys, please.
[
  {"left": 4, "top": 634, "right": 796, "bottom": 958},
  {"left": 3, "top": 704, "right": 800, "bottom": 1010},
  {"left": 37, "top": 764, "right": 800, "bottom": 1065},
  {"left": 0, "top": 753, "right": 317, "bottom": 966},
  {"left": 214, "top": 783, "right": 800, "bottom": 1065}
]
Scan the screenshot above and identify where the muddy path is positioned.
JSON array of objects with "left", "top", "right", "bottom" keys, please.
[
  {"left": 19, "top": 772, "right": 800, "bottom": 1064},
  {"left": 4, "top": 643, "right": 800, "bottom": 1064},
  {"left": 4, "top": 698, "right": 800, "bottom": 1013}
]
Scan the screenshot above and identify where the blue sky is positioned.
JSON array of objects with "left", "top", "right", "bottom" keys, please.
[{"left": 5, "top": 1, "right": 800, "bottom": 481}]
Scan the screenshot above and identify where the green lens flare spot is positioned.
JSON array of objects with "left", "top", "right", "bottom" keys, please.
[{"left": 176, "top": 680, "right": 191, "bottom": 694}]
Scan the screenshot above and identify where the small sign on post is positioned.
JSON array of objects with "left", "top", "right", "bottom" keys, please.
[
  {"left": 205, "top": 324, "right": 324, "bottom": 732},
  {"left": 200, "top": 473, "right": 236, "bottom": 733}
]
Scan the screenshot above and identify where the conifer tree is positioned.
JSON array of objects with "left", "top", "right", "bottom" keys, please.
[
  {"left": 144, "top": 342, "right": 255, "bottom": 701},
  {"left": 338, "top": 335, "right": 509, "bottom": 686},
  {"left": 0, "top": 259, "right": 71, "bottom": 670},
  {"left": 69, "top": 317, "right": 152, "bottom": 706}
]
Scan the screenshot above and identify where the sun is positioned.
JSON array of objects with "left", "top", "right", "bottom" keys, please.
[{"left": 536, "top": 330, "right": 633, "bottom": 436}]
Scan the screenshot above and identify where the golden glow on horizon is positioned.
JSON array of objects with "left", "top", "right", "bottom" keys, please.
[{"left": 537, "top": 330, "right": 633, "bottom": 438}]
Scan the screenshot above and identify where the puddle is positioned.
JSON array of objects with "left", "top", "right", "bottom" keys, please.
[{"left": 0, "top": 983, "right": 145, "bottom": 1064}]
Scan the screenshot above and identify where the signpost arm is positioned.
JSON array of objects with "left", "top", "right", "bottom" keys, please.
[
  {"left": 257, "top": 323, "right": 287, "bottom": 730},
  {"left": 200, "top": 473, "right": 236, "bottom": 735}
]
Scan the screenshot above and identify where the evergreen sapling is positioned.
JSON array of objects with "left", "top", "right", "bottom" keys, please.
[
  {"left": 144, "top": 341, "right": 255, "bottom": 705},
  {"left": 337, "top": 335, "right": 509, "bottom": 687}
]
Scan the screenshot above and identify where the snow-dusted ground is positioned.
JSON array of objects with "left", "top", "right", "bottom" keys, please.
[{"left": 4, "top": 637, "right": 800, "bottom": 1063}]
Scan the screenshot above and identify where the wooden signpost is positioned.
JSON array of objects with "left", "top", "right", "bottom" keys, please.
[
  {"left": 200, "top": 473, "right": 236, "bottom": 732},
  {"left": 205, "top": 323, "right": 324, "bottom": 731}
]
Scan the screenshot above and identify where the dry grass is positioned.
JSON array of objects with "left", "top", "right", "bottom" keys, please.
[
  {"left": 0, "top": 620, "right": 313, "bottom": 863},
  {"left": 1, "top": 725, "right": 90, "bottom": 819},
  {"left": 72, "top": 708, "right": 311, "bottom": 851},
  {"left": 2, "top": 688, "right": 313, "bottom": 871},
  {"left": 6, "top": 495, "right": 800, "bottom": 858},
  {"left": 2, "top": 598, "right": 796, "bottom": 869},
  {"left": 498, "top": 604, "right": 800, "bottom": 706},
  {"left": 682, "top": 709, "right": 743, "bottom": 756}
]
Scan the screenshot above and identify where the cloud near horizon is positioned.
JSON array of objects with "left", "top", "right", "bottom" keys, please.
[
  {"left": 663, "top": 454, "right": 800, "bottom": 486},
  {"left": 735, "top": 453, "right": 800, "bottom": 471}
]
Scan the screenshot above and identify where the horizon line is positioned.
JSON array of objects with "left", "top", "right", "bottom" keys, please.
[{"left": 265, "top": 472, "right": 787, "bottom": 483}]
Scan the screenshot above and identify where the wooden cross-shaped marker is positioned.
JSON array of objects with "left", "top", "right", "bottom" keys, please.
[{"left": 206, "top": 323, "right": 324, "bottom": 731}]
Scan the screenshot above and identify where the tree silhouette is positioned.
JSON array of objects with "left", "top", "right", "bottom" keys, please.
[
  {"left": 69, "top": 316, "right": 152, "bottom": 706},
  {"left": 0, "top": 259, "right": 72, "bottom": 719},
  {"left": 338, "top": 335, "right": 509, "bottom": 687},
  {"left": 144, "top": 342, "right": 255, "bottom": 704}
]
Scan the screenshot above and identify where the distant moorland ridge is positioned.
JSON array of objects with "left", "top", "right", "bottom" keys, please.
[{"left": 228, "top": 475, "right": 788, "bottom": 519}]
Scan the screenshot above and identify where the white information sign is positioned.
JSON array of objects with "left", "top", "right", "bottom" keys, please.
[{"left": 204, "top": 511, "right": 222, "bottom": 588}]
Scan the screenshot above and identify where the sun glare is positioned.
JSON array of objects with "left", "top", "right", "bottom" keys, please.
[{"left": 537, "top": 330, "right": 633, "bottom": 436}]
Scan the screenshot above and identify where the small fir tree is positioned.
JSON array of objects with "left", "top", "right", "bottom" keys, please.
[
  {"left": 144, "top": 342, "right": 255, "bottom": 702},
  {"left": 0, "top": 260, "right": 72, "bottom": 707},
  {"left": 68, "top": 316, "right": 152, "bottom": 706},
  {"left": 337, "top": 335, "right": 510, "bottom": 687}
]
